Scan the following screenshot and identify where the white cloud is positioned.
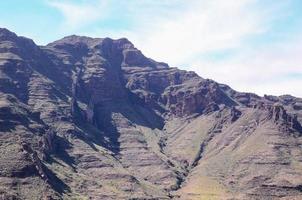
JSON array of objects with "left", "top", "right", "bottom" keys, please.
[
  {"left": 130, "top": 0, "right": 277, "bottom": 66},
  {"left": 189, "top": 35, "right": 302, "bottom": 97},
  {"left": 47, "top": 0, "right": 108, "bottom": 30}
]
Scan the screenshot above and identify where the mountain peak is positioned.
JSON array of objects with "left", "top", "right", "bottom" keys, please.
[
  {"left": 0, "top": 27, "right": 16, "bottom": 36},
  {"left": 47, "top": 35, "right": 135, "bottom": 49}
]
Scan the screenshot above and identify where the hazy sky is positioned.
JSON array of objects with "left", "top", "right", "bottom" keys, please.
[{"left": 1, "top": 0, "right": 302, "bottom": 97}]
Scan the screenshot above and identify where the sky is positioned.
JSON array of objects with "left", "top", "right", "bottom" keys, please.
[{"left": 1, "top": 0, "right": 302, "bottom": 97}]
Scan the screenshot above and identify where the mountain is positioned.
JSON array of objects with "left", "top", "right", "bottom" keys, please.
[{"left": 0, "top": 28, "right": 301, "bottom": 200}]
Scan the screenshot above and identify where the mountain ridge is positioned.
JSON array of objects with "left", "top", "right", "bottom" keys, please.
[{"left": 0, "top": 28, "right": 302, "bottom": 200}]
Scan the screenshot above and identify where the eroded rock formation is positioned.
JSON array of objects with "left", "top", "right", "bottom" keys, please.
[{"left": 0, "top": 28, "right": 302, "bottom": 200}]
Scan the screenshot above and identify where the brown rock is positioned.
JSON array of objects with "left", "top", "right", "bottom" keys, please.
[{"left": 0, "top": 28, "right": 302, "bottom": 200}]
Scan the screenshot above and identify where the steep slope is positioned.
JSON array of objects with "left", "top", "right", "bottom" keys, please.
[{"left": 0, "top": 28, "right": 301, "bottom": 200}]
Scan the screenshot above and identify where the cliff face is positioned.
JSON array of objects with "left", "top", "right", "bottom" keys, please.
[{"left": 0, "top": 28, "right": 302, "bottom": 200}]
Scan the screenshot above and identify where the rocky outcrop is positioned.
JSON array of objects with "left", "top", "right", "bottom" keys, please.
[
  {"left": 162, "top": 79, "right": 237, "bottom": 116},
  {"left": 20, "top": 142, "right": 49, "bottom": 181},
  {"left": 229, "top": 106, "right": 242, "bottom": 122},
  {"left": 39, "top": 129, "right": 56, "bottom": 160},
  {"left": 268, "top": 104, "right": 302, "bottom": 134}
]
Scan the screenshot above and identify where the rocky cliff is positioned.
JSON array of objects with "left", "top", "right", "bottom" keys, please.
[{"left": 0, "top": 28, "right": 302, "bottom": 200}]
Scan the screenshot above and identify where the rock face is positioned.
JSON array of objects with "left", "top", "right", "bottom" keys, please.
[{"left": 0, "top": 28, "right": 302, "bottom": 200}]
